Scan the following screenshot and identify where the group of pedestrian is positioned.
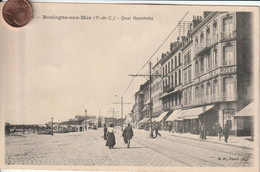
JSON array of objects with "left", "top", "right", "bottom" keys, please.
[
  {"left": 217, "top": 123, "right": 230, "bottom": 142},
  {"left": 103, "top": 123, "right": 134, "bottom": 149}
]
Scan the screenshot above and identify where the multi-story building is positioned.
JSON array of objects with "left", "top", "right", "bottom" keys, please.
[
  {"left": 133, "top": 83, "right": 145, "bottom": 129},
  {"left": 151, "top": 59, "right": 163, "bottom": 116},
  {"left": 176, "top": 11, "right": 253, "bottom": 135}
]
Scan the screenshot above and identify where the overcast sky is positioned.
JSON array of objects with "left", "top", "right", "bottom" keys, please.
[{"left": 1, "top": 3, "right": 204, "bottom": 124}]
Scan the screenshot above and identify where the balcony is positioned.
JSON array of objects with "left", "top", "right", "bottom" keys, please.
[
  {"left": 195, "top": 39, "right": 211, "bottom": 56},
  {"left": 220, "top": 31, "right": 236, "bottom": 41}
]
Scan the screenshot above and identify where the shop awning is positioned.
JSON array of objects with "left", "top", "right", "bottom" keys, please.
[
  {"left": 141, "top": 105, "right": 150, "bottom": 112},
  {"left": 165, "top": 109, "right": 182, "bottom": 121},
  {"left": 178, "top": 105, "right": 215, "bottom": 120},
  {"left": 139, "top": 117, "right": 149, "bottom": 124},
  {"left": 235, "top": 102, "right": 254, "bottom": 117},
  {"left": 154, "top": 111, "right": 169, "bottom": 122}
]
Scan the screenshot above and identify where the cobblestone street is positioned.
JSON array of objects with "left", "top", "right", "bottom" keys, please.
[{"left": 5, "top": 129, "right": 254, "bottom": 167}]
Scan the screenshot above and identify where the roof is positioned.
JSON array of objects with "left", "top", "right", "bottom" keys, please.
[
  {"left": 59, "top": 119, "right": 84, "bottom": 125},
  {"left": 235, "top": 102, "right": 254, "bottom": 117}
]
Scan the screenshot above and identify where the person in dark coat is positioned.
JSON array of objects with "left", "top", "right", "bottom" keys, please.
[
  {"left": 122, "top": 123, "right": 134, "bottom": 148},
  {"left": 106, "top": 124, "right": 116, "bottom": 149},
  {"left": 217, "top": 124, "right": 223, "bottom": 141},
  {"left": 223, "top": 123, "right": 230, "bottom": 143},
  {"left": 155, "top": 123, "right": 161, "bottom": 138},
  {"left": 103, "top": 124, "right": 108, "bottom": 140}
]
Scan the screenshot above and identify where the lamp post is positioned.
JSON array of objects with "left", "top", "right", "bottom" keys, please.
[{"left": 51, "top": 117, "right": 54, "bottom": 135}]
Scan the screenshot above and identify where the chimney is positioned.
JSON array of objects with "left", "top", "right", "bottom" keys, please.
[
  {"left": 170, "top": 42, "right": 175, "bottom": 51},
  {"left": 161, "top": 53, "right": 166, "bottom": 59},
  {"left": 192, "top": 15, "right": 203, "bottom": 29}
]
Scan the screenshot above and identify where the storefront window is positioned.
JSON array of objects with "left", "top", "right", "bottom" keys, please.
[{"left": 224, "top": 77, "right": 235, "bottom": 100}]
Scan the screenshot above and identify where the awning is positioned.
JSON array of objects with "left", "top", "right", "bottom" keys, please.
[
  {"left": 178, "top": 105, "right": 215, "bottom": 120},
  {"left": 235, "top": 102, "right": 254, "bottom": 117},
  {"left": 166, "top": 109, "right": 182, "bottom": 121},
  {"left": 139, "top": 117, "right": 149, "bottom": 124},
  {"left": 141, "top": 105, "right": 150, "bottom": 112},
  {"left": 154, "top": 111, "right": 169, "bottom": 122},
  {"left": 159, "top": 86, "right": 182, "bottom": 99}
]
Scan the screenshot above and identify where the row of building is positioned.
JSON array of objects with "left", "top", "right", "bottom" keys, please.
[{"left": 130, "top": 11, "right": 254, "bottom": 136}]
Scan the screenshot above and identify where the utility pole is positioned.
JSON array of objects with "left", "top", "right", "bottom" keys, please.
[
  {"left": 113, "top": 97, "right": 131, "bottom": 131},
  {"left": 129, "top": 61, "right": 162, "bottom": 138}
]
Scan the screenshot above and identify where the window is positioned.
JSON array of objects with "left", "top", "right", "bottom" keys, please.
[
  {"left": 175, "top": 94, "right": 178, "bottom": 105},
  {"left": 178, "top": 53, "right": 181, "bottom": 66},
  {"left": 213, "top": 49, "right": 218, "bottom": 67},
  {"left": 201, "top": 56, "right": 204, "bottom": 74},
  {"left": 188, "top": 89, "right": 192, "bottom": 105},
  {"left": 171, "top": 75, "right": 174, "bottom": 88},
  {"left": 163, "top": 67, "right": 165, "bottom": 76},
  {"left": 171, "top": 59, "right": 173, "bottom": 71},
  {"left": 213, "top": 80, "right": 217, "bottom": 100},
  {"left": 179, "top": 69, "right": 181, "bottom": 84},
  {"left": 184, "top": 53, "right": 187, "bottom": 66},
  {"left": 200, "top": 33, "right": 204, "bottom": 45},
  {"left": 188, "top": 68, "right": 192, "bottom": 83},
  {"left": 195, "top": 38, "right": 198, "bottom": 48},
  {"left": 201, "top": 84, "right": 205, "bottom": 100},
  {"left": 206, "top": 82, "right": 211, "bottom": 96},
  {"left": 195, "top": 61, "right": 199, "bottom": 77},
  {"left": 224, "top": 78, "right": 235, "bottom": 100},
  {"left": 184, "top": 90, "right": 187, "bottom": 105},
  {"left": 213, "top": 22, "right": 217, "bottom": 36},
  {"left": 188, "top": 50, "right": 191, "bottom": 64},
  {"left": 175, "top": 72, "right": 177, "bottom": 86},
  {"left": 165, "top": 64, "right": 167, "bottom": 75},
  {"left": 179, "top": 93, "right": 181, "bottom": 105},
  {"left": 184, "top": 71, "right": 187, "bottom": 84},
  {"left": 206, "top": 28, "right": 210, "bottom": 46},
  {"left": 223, "top": 16, "right": 233, "bottom": 37},
  {"left": 195, "top": 86, "right": 199, "bottom": 104},
  {"left": 223, "top": 45, "right": 234, "bottom": 65},
  {"left": 207, "top": 53, "right": 211, "bottom": 71},
  {"left": 168, "top": 62, "right": 170, "bottom": 73},
  {"left": 174, "top": 56, "right": 177, "bottom": 68}
]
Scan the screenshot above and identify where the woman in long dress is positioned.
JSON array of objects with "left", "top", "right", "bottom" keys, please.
[{"left": 106, "top": 124, "right": 116, "bottom": 149}]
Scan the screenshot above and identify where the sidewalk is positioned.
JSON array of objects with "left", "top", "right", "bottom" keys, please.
[
  {"left": 159, "top": 130, "right": 255, "bottom": 149},
  {"left": 134, "top": 129, "right": 254, "bottom": 149}
]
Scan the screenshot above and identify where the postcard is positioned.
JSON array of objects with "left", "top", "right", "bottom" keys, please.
[{"left": 0, "top": 2, "right": 259, "bottom": 172}]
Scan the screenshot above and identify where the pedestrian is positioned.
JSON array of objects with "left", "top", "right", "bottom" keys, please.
[
  {"left": 200, "top": 123, "right": 206, "bottom": 140},
  {"left": 122, "top": 123, "right": 134, "bottom": 148},
  {"left": 155, "top": 123, "right": 161, "bottom": 138},
  {"left": 106, "top": 124, "right": 116, "bottom": 149},
  {"left": 223, "top": 123, "right": 230, "bottom": 143},
  {"left": 168, "top": 125, "right": 172, "bottom": 133},
  {"left": 103, "top": 124, "right": 108, "bottom": 140},
  {"left": 217, "top": 124, "right": 223, "bottom": 141}
]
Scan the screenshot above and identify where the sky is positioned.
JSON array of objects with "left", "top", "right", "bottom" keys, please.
[{"left": 1, "top": 3, "right": 203, "bottom": 124}]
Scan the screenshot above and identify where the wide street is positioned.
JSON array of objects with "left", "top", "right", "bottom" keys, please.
[{"left": 5, "top": 128, "right": 254, "bottom": 167}]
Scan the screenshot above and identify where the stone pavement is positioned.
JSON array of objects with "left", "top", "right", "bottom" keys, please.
[{"left": 5, "top": 128, "right": 254, "bottom": 167}]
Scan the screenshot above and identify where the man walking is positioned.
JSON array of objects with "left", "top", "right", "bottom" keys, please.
[
  {"left": 217, "top": 124, "right": 223, "bottom": 141},
  {"left": 223, "top": 123, "right": 230, "bottom": 143},
  {"left": 122, "top": 123, "right": 133, "bottom": 148},
  {"left": 155, "top": 123, "right": 161, "bottom": 138}
]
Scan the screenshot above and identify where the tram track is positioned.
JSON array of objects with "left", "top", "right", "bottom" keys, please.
[{"left": 133, "top": 138, "right": 225, "bottom": 167}]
